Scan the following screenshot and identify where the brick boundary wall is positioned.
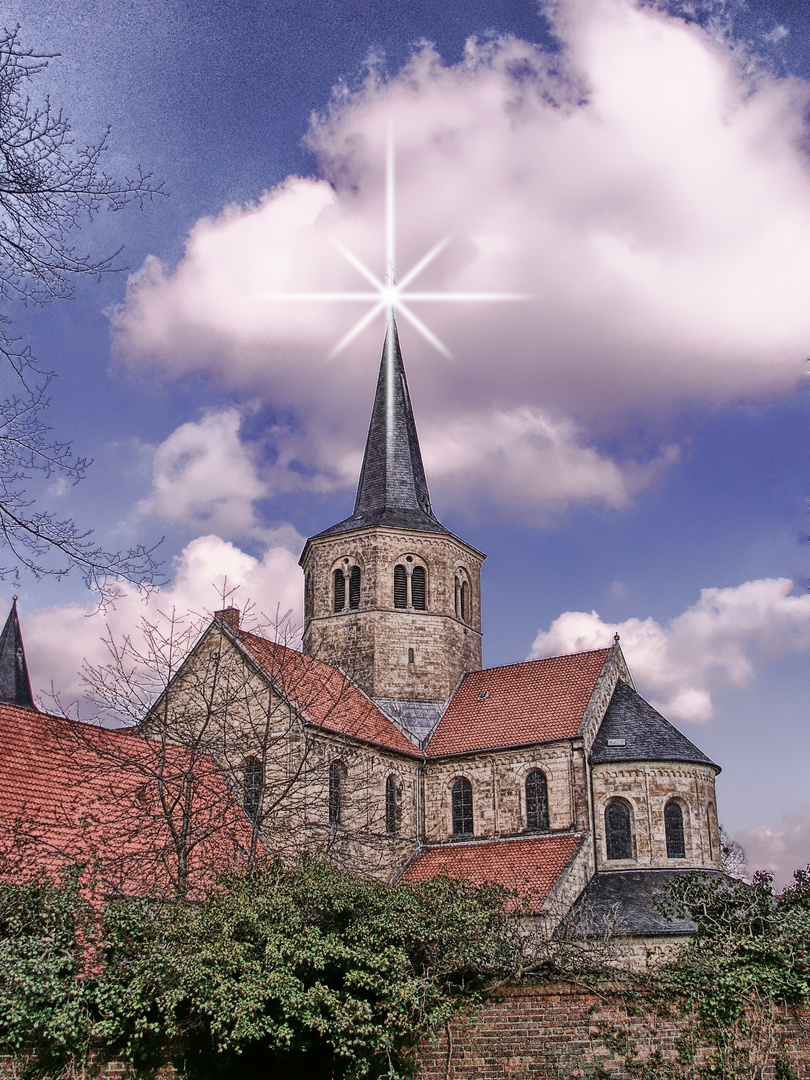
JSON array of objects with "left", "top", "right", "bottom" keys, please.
[
  {"left": 3, "top": 982, "right": 810, "bottom": 1079},
  {"left": 416, "top": 981, "right": 810, "bottom": 1080}
]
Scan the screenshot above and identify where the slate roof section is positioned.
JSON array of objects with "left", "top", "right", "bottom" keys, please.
[
  {"left": 373, "top": 697, "right": 447, "bottom": 747},
  {"left": 426, "top": 649, "right": 611, "bottom": 756},
  {"left": 0, "top": 599, "right": 34, "bottom": 709},
  {"left": 0, "top": 702, "right": 252, "bottom": 898},
  {"left": 398, "top": 834, "right": 583, "bottom": 911},
  {"left": 311, "top": 314, "right": 452, "bottom": 540},
  {"left": 557, "top": 869, "right": 729, "bottom": 938},
  {"left": 237, "top": 632, "right": 420, "bottom": 757},
  {"left": 591, "top": 681, "right": 718, "bottom": 769}
]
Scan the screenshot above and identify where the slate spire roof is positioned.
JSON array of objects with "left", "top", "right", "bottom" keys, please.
[
  {"left": 0, "top": 598, "right": 34, "bottom": 710},
  {"left": 312, "top": 312, "right": 450, "bottom": 539}
]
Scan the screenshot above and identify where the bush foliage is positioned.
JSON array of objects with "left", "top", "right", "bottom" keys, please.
[{"left": 0, "top": 861, "right": 523, "bottom": 1079}]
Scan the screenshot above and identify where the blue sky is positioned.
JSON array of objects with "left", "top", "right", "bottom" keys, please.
[{"left": 3, "top": 0, "right": 809, "bottom": 883}]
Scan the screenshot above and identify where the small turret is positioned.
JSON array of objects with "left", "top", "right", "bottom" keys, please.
[{"left": 0, "top": 598, "right": 34, "bottom": 709}]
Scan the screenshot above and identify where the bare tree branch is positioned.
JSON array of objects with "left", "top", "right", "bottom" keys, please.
[{"left": 0, "top": 25, "right": 164, "bottom": 599}]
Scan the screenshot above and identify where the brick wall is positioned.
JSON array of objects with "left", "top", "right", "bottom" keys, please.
[
  {"left": 4, "top": 983, "right": 809, "bottom": 1079},
  {"left": 417, "top": 981, "right": 810, "bottom": 1079}
]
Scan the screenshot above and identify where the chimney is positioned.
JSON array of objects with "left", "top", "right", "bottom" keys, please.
[{"left": 215, "top": 607, "right": 240, "bottom": 632}]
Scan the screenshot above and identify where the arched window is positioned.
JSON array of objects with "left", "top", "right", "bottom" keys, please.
[
  {"left": 451, "top": 777, "right": 473, "bottom": 837},
  {"left": 243, "top": 758, "right": 263, "bottom": 820},
  {"left": 394, "top": 564, "right": 408, "bottom": 608},
  {"left": 665, "top": 800, "right": 686, "bottom": 859},
  {"left": 328, "top": 761, "right": 344, "bottom": 826},
  {"left": 605, "top": 801, "right": 632, "bottom": 860},
  {"left": 455, "top": 577, "right": 461, "bottom": 618},
  {"left": 333, "top": 569, "right": 345, "bottom": 612},
  {"left": 385, "top": 774, "right": 398, "bottom": 835},
  {"left": 349, "top": 565, "right": 361, "bottom": 609},
  {"left": 525, "top": 770, "right": 549, "bottom": 831},
  {"left": 411, "top": 565, "right": 426, "bottom": 610},
  {"left": 460, "top": 581, "right": 468, "bottom": 622}
]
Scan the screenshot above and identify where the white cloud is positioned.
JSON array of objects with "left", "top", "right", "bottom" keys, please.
[
  {"left": 23, "top": 535, "right": 304, "bottom": 714},
  {"left": 737, "top": 805, "right": 810, "bottom": 891},
  {"left": 530, "top": 577, "right": 810, "bottom": 723},
  {"left": 138, "top": 409, "right": 267, "bottom": 539},
  {"left": 111, "top": 0, "right": 810, "bottom": 519},
  {"left": 423, "top": 406, "right": 679, "bottom": 519}
]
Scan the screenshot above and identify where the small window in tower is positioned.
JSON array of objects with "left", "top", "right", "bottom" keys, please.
[
  {"left": 385, "top": 774, "right": 398, "bottom": 834},
  {"left": 394, "top": 564, "right": 408, "bottom": 608},
  {"left": 328, "top": 761, "right": 344, "bottom": 826},
  {"left": 460, "top": 581, "right": 468, "bottom": 622},
  {"left": 451, "top": 777, "right": 474, "bottom": 837},
  {"left": 455, "top": 577, "right": 461, "bottom": 617},
  {"left": 407, "top": 648, "right": 414, "bottom": 664},
  {"left": 349, "top": 565, "right": 361, "bottom": 609},
  {"left": 411, "top": 566, "right": 426, "bottom": 609},
  {"left": 333, "top": 569, "right": 345, "bottom": 612},
  {"left": 525, "top": 769, "right": 549, "bottom": 831},
  {"left": 665, "top": 800, "right": 686, "bottom": 859},
  {"left": 242, "top": 758, "right": 263, "bottom": 821},
  {"left": 605, "top": 801, "right": 633, "bottom": 860}
]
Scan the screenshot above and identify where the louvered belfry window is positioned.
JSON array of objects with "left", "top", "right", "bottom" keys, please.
[
  {"left": 460, "top": 581, "right": 468, "bottom": 622},
  {"left": 605, "top": 801, "right": 632, "bottom": 860},
  {"left": 242, "top": 758, "right": 263, "bottom": 820},
  {"left": 394, "top": 564, "right": 408, "bottom": 608},
  {"left": 349, "top": 565, "right": 361, "bottom": 609},
  {"left": 333, "top": 569, "right": 345, "bottom": 612},
  {"left": 525, "top": 770, "right": 549, "bottom": 831},
  {"left": 411, "top": 566, "right": 426, "bottom": 609},
  {"left": 385, "top": 774, "right": 398, "bottom": 834},
  {"left": 451, "top": 777, "right": 474, "bottom": 837},
  {"left": 328, "top": 761, "right": 343, "bottom": 826},
  {"left": 665, "top": 800, "right": 686, "bottom": 859}
]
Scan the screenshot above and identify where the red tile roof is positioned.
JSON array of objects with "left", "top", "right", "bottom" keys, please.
[
  {"left": 237, "top": 632, "right": 419, "bottom": 756},
  {"left": 0, "top": 702, "right": 254, "bottom": 899},
  {"left": 426, "top": 649, "right": 611, "bottom": 756},
  {"left": 398, "top": 834, "right": 583, "bottom": 911}
]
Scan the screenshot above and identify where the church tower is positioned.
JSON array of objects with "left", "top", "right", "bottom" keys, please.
[{"left": 299, "top": 314, "right": 484, "bottom": 713}]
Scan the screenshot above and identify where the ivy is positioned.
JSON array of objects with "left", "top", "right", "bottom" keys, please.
[
  {"left": 0, "top": 869, "right": 93, "bottom": 1074},
  {"left": 0, "top": 861, "right": 523, "bottom": 1079}
]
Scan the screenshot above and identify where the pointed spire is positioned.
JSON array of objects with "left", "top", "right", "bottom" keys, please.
[
  {"left": 354, "top": 311, "right": 434, "bottom": 519},
  {"left": 0, "top": 598, "right": 34, "bottom": 709},
  {"left": 312, "top": 313, "right": 449, "bottom": 539}
]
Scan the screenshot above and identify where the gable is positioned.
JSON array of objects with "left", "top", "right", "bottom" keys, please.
[{"left": 426, "top": 649, "right": 611, "bottom": 756}]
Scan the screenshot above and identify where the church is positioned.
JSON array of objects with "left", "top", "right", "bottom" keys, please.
[
  {"left": 151, "top": 311, "right": 726, "bottom": 952},
  {"left": 0, "top": 312, "right": 726, "bottom": 948}
]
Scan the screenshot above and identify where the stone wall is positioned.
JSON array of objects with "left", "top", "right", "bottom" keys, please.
[
  {"left": 421, "top": 741, "right": 585, "bottom": 843},
  {"left": 591, "top": 761, "right": 721, "bottom": 872},
  {"left": 416, "top": 981, "right": 810, "bottom": 1079}
]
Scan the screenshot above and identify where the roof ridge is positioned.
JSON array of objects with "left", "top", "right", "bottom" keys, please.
[{"left": 468, "top": 647, "right": 612, "bottom": 679}]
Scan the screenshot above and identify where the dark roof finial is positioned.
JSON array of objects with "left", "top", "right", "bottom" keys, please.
[
  {"left": 613, "top": 632, "right": 620, "bottom": 645},
  {"left": 0, "top": 599, "right": 34, "bottom": 709}
]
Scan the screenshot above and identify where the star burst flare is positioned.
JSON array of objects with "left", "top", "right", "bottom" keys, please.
[{"left": 256, "top": 130, "right": 530, "bottom": 358}]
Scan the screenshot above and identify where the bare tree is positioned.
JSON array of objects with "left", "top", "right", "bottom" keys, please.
[
  {"left": 75, "top": 597, "right": 415, "bottom": 893},
  {"left": 720, "top": 826, "right": 748, "bottom": 881},
  {"left": 0, "top": 26, "right": 162, "bottom": 597}
]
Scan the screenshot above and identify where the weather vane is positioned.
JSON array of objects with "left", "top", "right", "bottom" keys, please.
[{"left": 257, "top": 129, "right": 530, "bottom": 358}]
